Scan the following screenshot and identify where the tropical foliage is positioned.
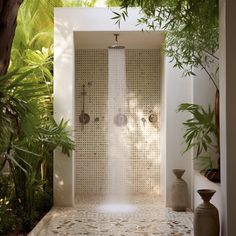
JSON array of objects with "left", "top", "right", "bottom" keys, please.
[
  {"left": 106, "top": 0, "right": 122, "bottom": 7},
  {"left": 63, "top": 0, "right": 96, "bottom": 7},
  {"left": 0, "top": 0, "right": 87, "bottom": 234},
  {"left": 113, "top": 0, "right": 219, "bottom": 80},
  {"left": 112, "top": 0, "right": 220, "bottom": 179},
  {"left": 177, "top": 103, "right": 220, "bottom": 183},
  {"left": 177, "top": 104, "right": 218, "bottom": 170}
]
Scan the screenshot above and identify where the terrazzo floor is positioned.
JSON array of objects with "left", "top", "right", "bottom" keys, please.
[{"left": 34, "top": 196, "right": 193, "bottom": 236}]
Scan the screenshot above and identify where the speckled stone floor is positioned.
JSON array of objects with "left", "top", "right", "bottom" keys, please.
[{"left": 34, "top": 196, "right": 193, "bottom": 236}]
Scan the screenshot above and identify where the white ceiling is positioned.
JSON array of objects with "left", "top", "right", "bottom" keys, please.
[{"left": 74, "top": 31, "right": 164, "bottom": 49}]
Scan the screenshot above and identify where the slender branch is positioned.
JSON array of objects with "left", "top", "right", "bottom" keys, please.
[
  {"left": 199, "top": 62, "right": 219, "bottom": 90},
  {"left": 203, "top": 50, "right": 219, "bottom": 61},
  {"left": 0, "top": 133, "right": 14, "bottom": 172},
  {"left": 7, "top": 133, "right": 14, "bottom": 155},
  {"left": 0, "top": 155, "right": 7, "bottom": 172}
]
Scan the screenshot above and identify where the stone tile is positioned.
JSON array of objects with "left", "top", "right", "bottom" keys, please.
[{"left": 35, "top": 196, "right": 193, "bottom": 236}]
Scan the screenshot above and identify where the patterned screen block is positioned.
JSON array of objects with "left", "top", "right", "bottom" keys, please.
[{"left": 75, "top": 49, "right": 161, "bottom": 199}]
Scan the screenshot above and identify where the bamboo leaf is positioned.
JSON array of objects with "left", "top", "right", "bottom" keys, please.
[{"left": 5, "top": 153, "right": 27, "bottom": 173}]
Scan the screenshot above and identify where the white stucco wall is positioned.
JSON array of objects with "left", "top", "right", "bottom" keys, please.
[
  {"left": 191, "top": 64, "right": 223, "bottom": 231},
  {"left": 54, "top": 10, "right": 76, "bottom": 207},
  {"left": 54, "top": 7, "right": 193, "bottom": 207},
  {"left": 163, "top": 58, "right": 193, "bottom": 207},
  {"left": 192, "top": 66, "right": 217, "bottom": 109}
]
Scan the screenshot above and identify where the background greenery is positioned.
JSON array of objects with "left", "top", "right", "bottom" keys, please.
[
  {"left": 114, "top": 0, "right": 219, "bottom": 78},
  {"left": 0, "top": 0, "right": 99, "bottom": 234},
  {"left": 177, "top": 103, "right": 219, "bottom": 172}
]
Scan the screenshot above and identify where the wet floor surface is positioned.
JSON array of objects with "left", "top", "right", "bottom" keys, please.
[{"left": 34, "top": 196, "right": 193, "bottom": 236}]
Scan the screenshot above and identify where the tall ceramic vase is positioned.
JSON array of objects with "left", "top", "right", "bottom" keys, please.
[
  {"left": 194, "top": 189, "right": 220, "bottom": 236},
  {"left": 171, "top": 169, "right": 188, "bottom": 211}
]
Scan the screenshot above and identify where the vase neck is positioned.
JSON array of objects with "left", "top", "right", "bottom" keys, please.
[
  {"left": 203, "top": 199, "right": 211, "bottom": 203},
  {"left": 197, "top": 189, "right": 216, "bottom": 203},
  {"left": 173, "top": 169, "right": 185, "bottom": 179}
]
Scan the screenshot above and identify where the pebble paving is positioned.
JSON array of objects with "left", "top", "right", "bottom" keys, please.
[{"left": 36, "top": 196, "right": 193, "bottom": 236}]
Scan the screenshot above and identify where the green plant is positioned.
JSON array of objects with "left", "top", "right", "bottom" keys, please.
[
  {"left": 62, "top": 0, "right": 96, "bottom": 7},
  {"left": 1, "top": 27, "right": 74, "bottom": 234},
  {"left": 0, "top": 63, "right": 74, "bottom": 225},
  {"left": 0, "top": 0, "right": 100, "bottom": 233},
  {"left": 113, "top": 1, "right": 220, "bottom": 181},
  {"left": 113, "top": 0, "right": 219, "bottom": 78},
  {"left": 0, "top": 175, "right": 16, "bottom": 234},
  {"left": 0, "top": 198, "right": 16, "bottom": 235},
  {"left": 106, "top": 0, "right": 122, "bottom": 7},
  {"left": 177, "top": 103, "right": 219, "bottom": 174}
]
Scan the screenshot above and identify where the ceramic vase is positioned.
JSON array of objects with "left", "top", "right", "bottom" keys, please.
[
  {"left": 194, "top": 189, "right": 220, "bottom": 236},
  {"left": 171, "top": 169, "right": 188, "bottom": 211}
]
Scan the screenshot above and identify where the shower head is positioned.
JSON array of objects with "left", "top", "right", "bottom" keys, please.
[
  {"left": 108, "top": 34, "right": 125, "bottom": 49},
  {"left": 108, "top": 45, "right": 125, "bottom": 49}
]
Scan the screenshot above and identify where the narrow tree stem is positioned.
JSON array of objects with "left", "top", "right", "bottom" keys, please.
[
  {"left": 200, "top": 62, "right": 219, "bottom": 90},
  {"left": 0, "top": 157, "right": 7, "bottom": 172},
  {"left": 203, "top": 50, "right": 219, "bottom": 61}
]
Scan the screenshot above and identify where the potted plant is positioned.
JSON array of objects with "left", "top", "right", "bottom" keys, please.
[{"left": 177, "top": 103, "right": 220, "bottom": 183}]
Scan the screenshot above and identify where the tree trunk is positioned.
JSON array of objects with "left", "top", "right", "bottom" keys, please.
[
  {"left": 0, "top": 0, "right": 23, "bottom": 76},
  {"left": 0, "top": 0, "right": 23, "bottom": 174}
]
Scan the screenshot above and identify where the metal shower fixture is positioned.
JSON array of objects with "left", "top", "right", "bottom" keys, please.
[{"left": 108, "top": 34, "right": 125, "bottom": 49}]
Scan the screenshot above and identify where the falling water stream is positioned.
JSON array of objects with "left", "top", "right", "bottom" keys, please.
[{"left": 98, "top": 47, "right": 136, "bottom": 213}]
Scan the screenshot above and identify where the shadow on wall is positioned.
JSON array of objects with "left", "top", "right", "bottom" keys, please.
[
  {"left": 54, "top": 149, "right": 74, "bottom": 206},
  {"left": 75, "top": 49, "right": 161, "bottom": 198},
  {"left": 127, "top": 92, "right": 160, "bottom": 194}
]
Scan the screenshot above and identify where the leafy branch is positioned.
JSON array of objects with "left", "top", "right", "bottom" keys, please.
[
  {"left": 177, "top": 103, "right": 219, "bottom": 167},
  {"left": 112, "top": 0, "right": 219, "bottom": 82}
]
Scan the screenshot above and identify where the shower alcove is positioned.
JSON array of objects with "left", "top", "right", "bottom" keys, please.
[
  {"left": 74, "top": 31, "right": 163, "bottom": 203},
  {"left": 54, "top": 8, "right": 193, "bottom": 208}
]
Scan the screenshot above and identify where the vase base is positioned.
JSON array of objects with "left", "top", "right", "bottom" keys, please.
[{"left": 172, "top": 207, "right": 186, "bottom": 212}]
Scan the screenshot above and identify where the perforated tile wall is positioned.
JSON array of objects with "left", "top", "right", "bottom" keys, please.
[{"left": 75, "top": 49, "right": 161, "bottom": 199}]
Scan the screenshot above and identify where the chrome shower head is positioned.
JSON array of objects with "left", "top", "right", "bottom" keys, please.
[{"left": 108, "top": 34, "right": 125, "bottom": 49}]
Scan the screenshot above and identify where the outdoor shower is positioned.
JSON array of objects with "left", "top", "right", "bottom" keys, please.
[
  {"left": 109, "top": 35, "right": 128, "bottom": 128},
  {"left": 108, "top": 33, "right": 125, "bottom": 49},
  {"left": 98, "top": 34, "right": 135, "bottom": 212},
  {"left": 75, "top": 33, "right": 161, "bottom": 209}
]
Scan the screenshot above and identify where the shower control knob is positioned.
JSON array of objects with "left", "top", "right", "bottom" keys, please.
[
  {"left": 114, "top": 113, "right": 128, "bottom": 127},
  {"left": 79, "top": 112, "right": 90, "bottom": 124}
]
